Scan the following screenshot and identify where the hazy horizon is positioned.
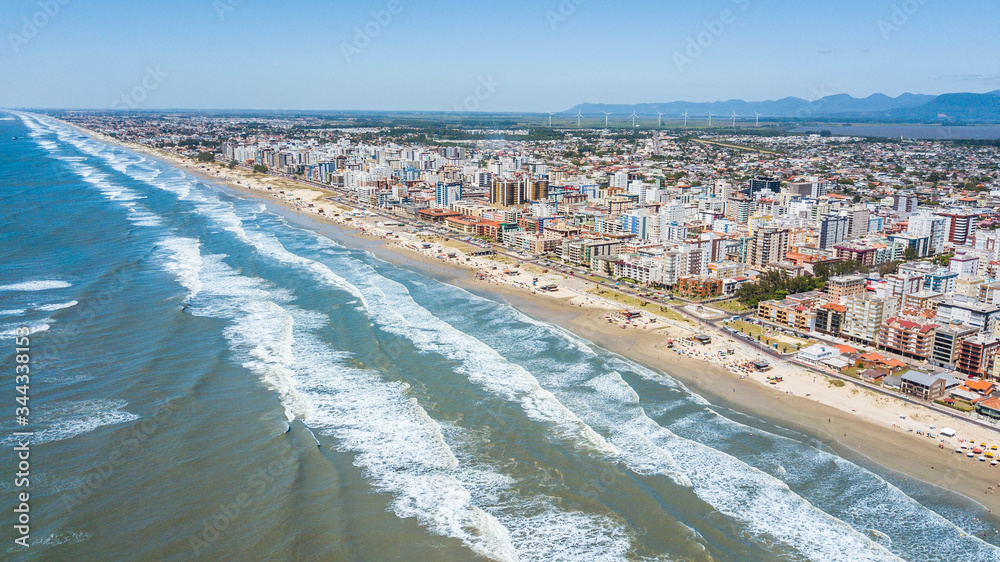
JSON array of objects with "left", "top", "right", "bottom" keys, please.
[{"left": 4, "top": 0, "right": 999, "bottom": 112}]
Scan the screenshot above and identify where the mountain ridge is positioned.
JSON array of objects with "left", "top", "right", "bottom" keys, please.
[{"left": 562, "top": 91, "right": 1000, "bottom": 122}]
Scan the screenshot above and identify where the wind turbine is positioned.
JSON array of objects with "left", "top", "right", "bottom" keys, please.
[
  {"left": 754, "top": 111, "right": 761, "bottom": 127},
  {"left": 630, "top": 109, "right": 638, "bottom": 128},
  {"left": 576, "top": 110, "right": 583, "bottom": 127},
  {"left": 731, "top": 110, "right": 738, "bottom": 127},
  {"left": 707, "top": 111, "right": 714, "bottom": 127},
  {"left": 657, "top": 111, "right": 664, "bottom": 127},
  {"left": 548, "top": 112, "right": 554, "bottom": 126},
  {"left": 683, "top": 110, "right": 689, "bottom": 127},
  {"left": 603, "top": 111, "right": 611, "bottom": 128}
]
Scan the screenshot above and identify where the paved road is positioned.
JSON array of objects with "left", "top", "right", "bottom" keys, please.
[{"left": 236, "top": 163, "right": 999, "bottom": 434}]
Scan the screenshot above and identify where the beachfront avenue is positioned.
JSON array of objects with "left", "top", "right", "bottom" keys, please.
[
  {"left": 5, "top": 106, "right": 1000, "bottom": 559},
  {"left": 6, "top": 0, "right": 1000, "bottom": 557}
]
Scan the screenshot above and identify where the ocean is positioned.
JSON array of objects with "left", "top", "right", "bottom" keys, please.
[{"left": 2, "top": 111, "right": 999, "bottom": 561}]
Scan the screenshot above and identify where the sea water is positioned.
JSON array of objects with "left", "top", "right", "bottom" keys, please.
[{"left": 2, "top": 112, "right": 999, "bottom": 560}]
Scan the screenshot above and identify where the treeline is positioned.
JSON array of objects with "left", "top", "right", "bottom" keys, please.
[
  {"left": 734, "top": 270, "right": 824, "bottom": 308},
  {"left": 812, "top": 260, "right": 868, "bottom": 279},
  {"left": 736, "top": 259, "right": 900, "bottom": 307},
  {"left": 951, "top": 139, "right": 1000, "bottom": 148}
]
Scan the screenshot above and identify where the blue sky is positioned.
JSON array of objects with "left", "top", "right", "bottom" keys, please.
[{"left": 3, "top": 0, "right": 998, "bottom": 112}]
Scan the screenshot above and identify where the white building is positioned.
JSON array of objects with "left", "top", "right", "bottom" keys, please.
[{"left": 907, "top": 213, "right": 947, "bottom": 255}]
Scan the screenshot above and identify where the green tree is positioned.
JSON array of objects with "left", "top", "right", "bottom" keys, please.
[
  {"left": 814, "top": 260, "right": 869, "bottom": 280},
  {"left": 877, "top": 261, "right": 901, "bottom": 276},
  {"left": 228, "top": 160, "right": 238, "bottom": 169},
  {"left": 933, "top": 253, "right": 954, "bottom": 266},
  {"left": 903, "top": 247, "right": 919, "bottom": 261},
  {"left": 253, "top": 164, "right": 269, "bottom": 173},
  {"left": 196, "top": 151, "right": 215, "bottom": 163},
  {"left": 734, "top": 270, "right": 825, "bottom": 308}
]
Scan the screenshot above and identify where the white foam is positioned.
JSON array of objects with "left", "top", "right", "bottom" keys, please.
[
  {"left": 27, "top": 399, "right": 139, "bottom": 446},
  {"left": 175, "top": 247, "right": 520, "bottom": 560},
  {"left": 672, "top": 406, "right": 1000, "bottom": 560},
  {"left": 294, "top": 337, "right": 518, "bottom": 561},
  {"left": 0, "top": 280, "right": 71, "bottom": 292},
  {"left": 661, "top": 433, "right": 899, "bottom": 560},
  {"left": 503, "top": 503, "right": 630, "bottom": 561},
  {"left": 35, "top": 301, "right": 78, "bottom": 312},
  {"left": 54, "top": 160, "right": 167, "bottom": 228},
  {"left": 248, "top": 234, "right": 616, "bottom": 456},
  {"left": 0, "top": 309, "right": 26, "bottom": 317},
  {"left": 160, "top": 237, "right": 203, "bottom": 297},
  {"left": 32, "top": 531, "right": 92, "bottom": 547},
  {"left": 128, "top": 212, "right": 163, "bottom": 227},
  {"left": 410, "top": 286, "right": 912, "bottom": 559},
  {"left": 23, "top": 116, "right": 638, "bottom": 560}
]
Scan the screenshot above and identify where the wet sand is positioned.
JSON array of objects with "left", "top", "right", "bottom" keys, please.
[{"left": 499, "top": 289, "right": 1000, "bottom": 518}]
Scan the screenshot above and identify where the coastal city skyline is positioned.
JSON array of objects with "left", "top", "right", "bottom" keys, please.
[
  {"left": 6, "top": 1, "right": 1000, "bottom": 559},
  {"left": 8, "top": 102, "right": 1000, "bottom": 557},
  {"left": 4, "top": 0, "right": 1000, "bottom": 111}
]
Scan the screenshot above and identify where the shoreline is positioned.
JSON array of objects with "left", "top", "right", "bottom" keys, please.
[{"left": 56, "top": 117, "right": 1000, "bottom": 518}]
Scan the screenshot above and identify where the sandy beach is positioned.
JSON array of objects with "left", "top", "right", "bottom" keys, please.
[
  {"left": 60, "top": 120, "right": 1000, "bottom": 518},
  {"left": 501, "top": 289, "right": 1000, "bottom": 517}
]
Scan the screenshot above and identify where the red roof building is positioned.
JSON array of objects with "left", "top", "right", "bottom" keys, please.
[{"left": 876, "top": 317, "right": 937, "bottom": 361}]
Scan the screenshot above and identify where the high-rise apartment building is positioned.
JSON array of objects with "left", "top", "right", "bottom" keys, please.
[
  {"left": 907, "top": 213, "right": 947, "bottom": 255},
  {"left": 846, "top": 208, "right": 870, "bottom": 240},
  {"left": 522, "top": 178, "right": 549, "bottom": 202},
  {"left": 744, "top": 176, "right": 781, "bottom": 197},
  {"left": 491, "top": 178, "right": 524, "bottom": 206},
  {"left": 750, "top": 228, "right": 789, "bottom": 268},
  {"left": 892, "top": 195, "right": 918, "bottom": 215},
  {"left": 936, "top": 210, "right": 979, "bottom": 245},
  {"left": 842, "top": 294, "right": 897, "bottom": 345},
  {"left": 819, "top": 215, "right": 847, "bottom": 249},
  {"left": 435, "top": 182, "right": 462, "bottom": 208}
]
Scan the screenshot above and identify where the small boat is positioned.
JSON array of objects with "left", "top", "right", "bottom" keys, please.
[
  {"left": 956, "top": 448, "right": 965, "bottom": 454},
  {"left": 992, "top": 460, "right": 998, "bottom": 467},
  {"left": 973, "top": 448, "right": 984, "bottom": 454},
  {"left": 980, "top": 456, "right": 988, "bottom": 462},
  {"left": 968, "top": 452, "right": 977, "bottom": 458}
]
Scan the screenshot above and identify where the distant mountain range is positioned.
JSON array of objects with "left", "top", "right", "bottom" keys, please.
[{"left": 562, "top": 91, "right": 1000, "bottom": 122}]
